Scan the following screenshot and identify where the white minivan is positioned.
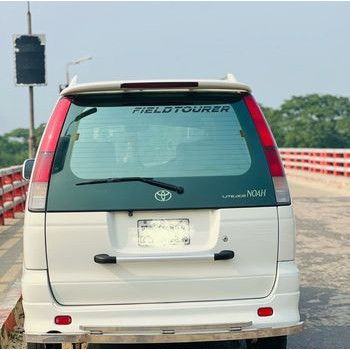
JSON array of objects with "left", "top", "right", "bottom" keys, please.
[{"left": 22, "top": 75, "right": 303, "bottom": 348}]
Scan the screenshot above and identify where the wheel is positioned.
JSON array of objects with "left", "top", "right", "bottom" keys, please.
[
  {"left": 246, "top": 335, "right": 287, "bottom": 349},
  {"left": 27, "top": 343, "right": 62, "bottom": 349}
]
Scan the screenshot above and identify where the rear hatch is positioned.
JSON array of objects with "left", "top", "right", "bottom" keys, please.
[{"left": 44, "top": 92, "right": 282, "bottom": 306}]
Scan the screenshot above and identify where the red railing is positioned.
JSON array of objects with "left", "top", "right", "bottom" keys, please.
[
  {"left": 0, "top": 148, "right": 348, "bottom": 226},
  {"left": 0, "top": 166, "right": 28, "bottom": 225},
  {"left": 280, "top": 148, "right": 350, "bottom": 177}
]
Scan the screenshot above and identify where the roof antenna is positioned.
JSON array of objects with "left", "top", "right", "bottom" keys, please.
[
  {"left": 69, "top": 75, "right": 78, "bottom": 87},
  {"left": 222, "top": 73, "right": 237, "bottom": 82}
]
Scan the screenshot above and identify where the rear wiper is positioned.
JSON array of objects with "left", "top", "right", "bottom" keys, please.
[{"left": 76, "top": 177, "right": 184, "bottom": 194}]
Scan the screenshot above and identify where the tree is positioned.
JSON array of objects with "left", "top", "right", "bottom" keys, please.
[
  {"left": 262, "top": 94, "right": 350, "bottom": 148},
  {"left": 261, "top": 105, "right": 285, "bottom": 147},
  {"left": 0, "top": 124, "right": 46, "bottom": 168}
]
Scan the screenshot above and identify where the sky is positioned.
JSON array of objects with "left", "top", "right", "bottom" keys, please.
[{"left": 0, "top": 1, "right": 349, "bottom": 135}]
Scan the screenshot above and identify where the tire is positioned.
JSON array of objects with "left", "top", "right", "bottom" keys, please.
[
  {"left": 27, "top": 343, "right": 62, "bottom": 349},
  {"left": 246, "top": 335, "right": 287, "bottom": 349}
]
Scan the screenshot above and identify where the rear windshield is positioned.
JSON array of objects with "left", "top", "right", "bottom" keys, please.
[{"left": 47, "top": 92, "right": 276, "bottom": 211}]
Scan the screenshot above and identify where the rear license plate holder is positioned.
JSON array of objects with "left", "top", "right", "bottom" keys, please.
[{"left": 137, "top": 219, "right": 190, "bottom": 247}]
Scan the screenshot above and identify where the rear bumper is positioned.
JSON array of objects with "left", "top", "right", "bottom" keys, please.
[
  {"left": 23, "top": 261, "right": 302, "bottom": 343},
  {"left": 25, "top": 322, "right": 304, "bottom": 344}
]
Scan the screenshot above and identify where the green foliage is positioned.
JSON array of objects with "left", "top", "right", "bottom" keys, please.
[
  {"left": 261, "top": 105, "right": 285, "bottom": 147},
  {"left": 0, "top": 124, "right": 45, "bottom": 168},
  {"left": 262, "top": 94, "right": 350, "bottom": 148}
]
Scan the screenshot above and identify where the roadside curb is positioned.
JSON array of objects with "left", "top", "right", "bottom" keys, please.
[{"left": 0, "top": 281, "right": 22, "bottom": 349}]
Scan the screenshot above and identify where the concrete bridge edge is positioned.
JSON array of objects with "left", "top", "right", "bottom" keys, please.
[{"left": 0, "top": 281, "right": 22, "bottom": 348}]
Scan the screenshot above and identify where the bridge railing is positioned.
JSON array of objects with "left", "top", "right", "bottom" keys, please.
[
  {"left": 1, "top": 148, "right": 349, "bottom": 225},
  {"left": 0, "top": 166, "right": 27, "bottom": 225},
  {"left": 280, "top": 148, "right": 350, "bottom": 177}
]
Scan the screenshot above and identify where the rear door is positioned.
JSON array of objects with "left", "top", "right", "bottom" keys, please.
[{"left": 45, "top": 92, "right": 279, "bottom": 306}]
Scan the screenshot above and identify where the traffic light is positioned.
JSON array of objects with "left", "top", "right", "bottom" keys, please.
[{"left": 14, "top": 34, "right": 46, "bottom": 86}]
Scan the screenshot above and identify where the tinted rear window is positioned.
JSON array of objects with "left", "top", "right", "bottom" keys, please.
[{"left": 47, "top": 92, "right": 276, "bottom": 211}]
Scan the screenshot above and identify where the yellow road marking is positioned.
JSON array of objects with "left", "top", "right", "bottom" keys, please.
[
  {"left": 1, "top": 236, "right": 21, "bottom": 250},
  {"left": 0, "top": 236, "right": 21, "bottom": 258},
  {"left": 0, "top": 263, "right": 22, "bottom": 283}
]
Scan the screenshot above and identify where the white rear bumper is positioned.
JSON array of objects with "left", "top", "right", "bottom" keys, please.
[{"left": 22, "top": 261, "right": 302, "bottom": 342}]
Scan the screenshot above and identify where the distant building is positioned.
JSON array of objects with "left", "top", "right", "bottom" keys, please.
[{"left": 8, "top": 136, "right": 26, "bottom": 143}]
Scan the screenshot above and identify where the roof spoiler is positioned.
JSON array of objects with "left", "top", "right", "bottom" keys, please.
[{"left": 60, "top": 74, "right": 251, "bottom": 96}]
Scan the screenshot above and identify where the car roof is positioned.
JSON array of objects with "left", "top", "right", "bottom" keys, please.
[{"left": 60, "top": 74, "right": 252, "bottom": 96}]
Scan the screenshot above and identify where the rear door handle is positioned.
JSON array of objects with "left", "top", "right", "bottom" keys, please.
[{"left": 94, "top": 250, "right": 234, "bottom": 264}]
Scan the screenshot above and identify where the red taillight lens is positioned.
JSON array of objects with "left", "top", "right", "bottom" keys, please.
[
  {"left": 40, "top": 98, "right": 72, "bottom": 153},
  {"left": 31, "top": 152, "right": 55, "bottom": 183},
  {"left": 264, "top": 147, "right": 284, "bottom": 177},
  {"left": 258, "top": 307, "right": 273, "bottom": 317},
  {"left": 120, "top": 82, "right": 198, "bottom": 89},
  {"left": 244, "top": 94, "right": 290, "bottom": 204},
  {"left": 55, "top": 315, "right": 72, "bottom": 325},
  {"left": 28, "top": 98, "right": 72, "bottom": 211}
]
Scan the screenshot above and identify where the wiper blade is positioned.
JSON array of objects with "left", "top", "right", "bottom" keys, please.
[
  {"left": 64, "top": 108, "right": 98, "bottom": 136},
  {"left": 75, "top": 107, "right": 98, "bottom": 122},
  {"left": 76, "top": 177, "right": 184, "bottom": 194}
]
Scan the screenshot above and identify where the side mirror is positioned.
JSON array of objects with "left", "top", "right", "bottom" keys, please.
[{"left": 22, "top": 158, "right": 35, "bottom": 180}]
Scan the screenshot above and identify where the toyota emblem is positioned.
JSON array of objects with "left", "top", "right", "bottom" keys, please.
[{"left": 154, "top": 190, "right": 172, "bottom": 202}]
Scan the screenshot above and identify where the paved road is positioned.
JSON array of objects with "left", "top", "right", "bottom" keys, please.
[
  {"left": 2, "top": 177, "right": 350, "bottom": 348},
  {"left": 0, "top": 214, "right": 23, "bottom": 303},
  {"left": 287, "top": 177, "right": 350, "bottom": 349}
]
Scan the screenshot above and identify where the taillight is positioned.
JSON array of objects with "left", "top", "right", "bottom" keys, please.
[
  {"left": 244, "top": 94, "right": 290, "bottom": 204},
  {"left": 55, "top": 315, "right": 72, "bottom": 325},
  {"left": 257, "top": 307, "right": 273, "bottom": 317},
  {"left": 28, "top": 98, "right": 72, "bottom": 211}
]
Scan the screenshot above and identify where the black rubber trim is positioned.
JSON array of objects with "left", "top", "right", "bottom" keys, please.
[
  {"left": 214, "top": 250, "right": 235, "bottom": 261},
  {"left": 94, "top": 254, "right": 117, "bottom": 264}
]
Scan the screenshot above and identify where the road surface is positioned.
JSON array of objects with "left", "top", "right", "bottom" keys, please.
[
  {"left": 0, "top": 214, "right": 23, "bottom": 304},
  {"left": 287, "top": 176, "right": 350, "bottom": 349}
]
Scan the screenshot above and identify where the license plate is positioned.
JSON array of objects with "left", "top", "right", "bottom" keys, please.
[{"left": 137, "top": 219, "right": 190, "bottom": 247}]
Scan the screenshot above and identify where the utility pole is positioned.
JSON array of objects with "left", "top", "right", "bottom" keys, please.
[
  {"left": 65, "top": 56, "right": 93, "bottom": 85},
  {"left": 60, "top": 56, "right": 92, "bottom": 92},
  {"left": 27, "top": 1, "right": 36, "bottom": 158}
]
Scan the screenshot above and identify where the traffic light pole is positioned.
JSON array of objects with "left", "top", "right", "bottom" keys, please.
[
  {"left": 27, "top": 1, "right": 36, "bottom": 158},
  {"left": 28, "top": 86, "right": 35, "bottom": 157}
]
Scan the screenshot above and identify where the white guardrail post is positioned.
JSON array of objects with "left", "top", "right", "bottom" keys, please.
[
  {"left": 0, "top": 165, "right": 28, "bottom": 226},
  {"left": 279, "top": 148, "right": 350, "bottom": 177}
]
